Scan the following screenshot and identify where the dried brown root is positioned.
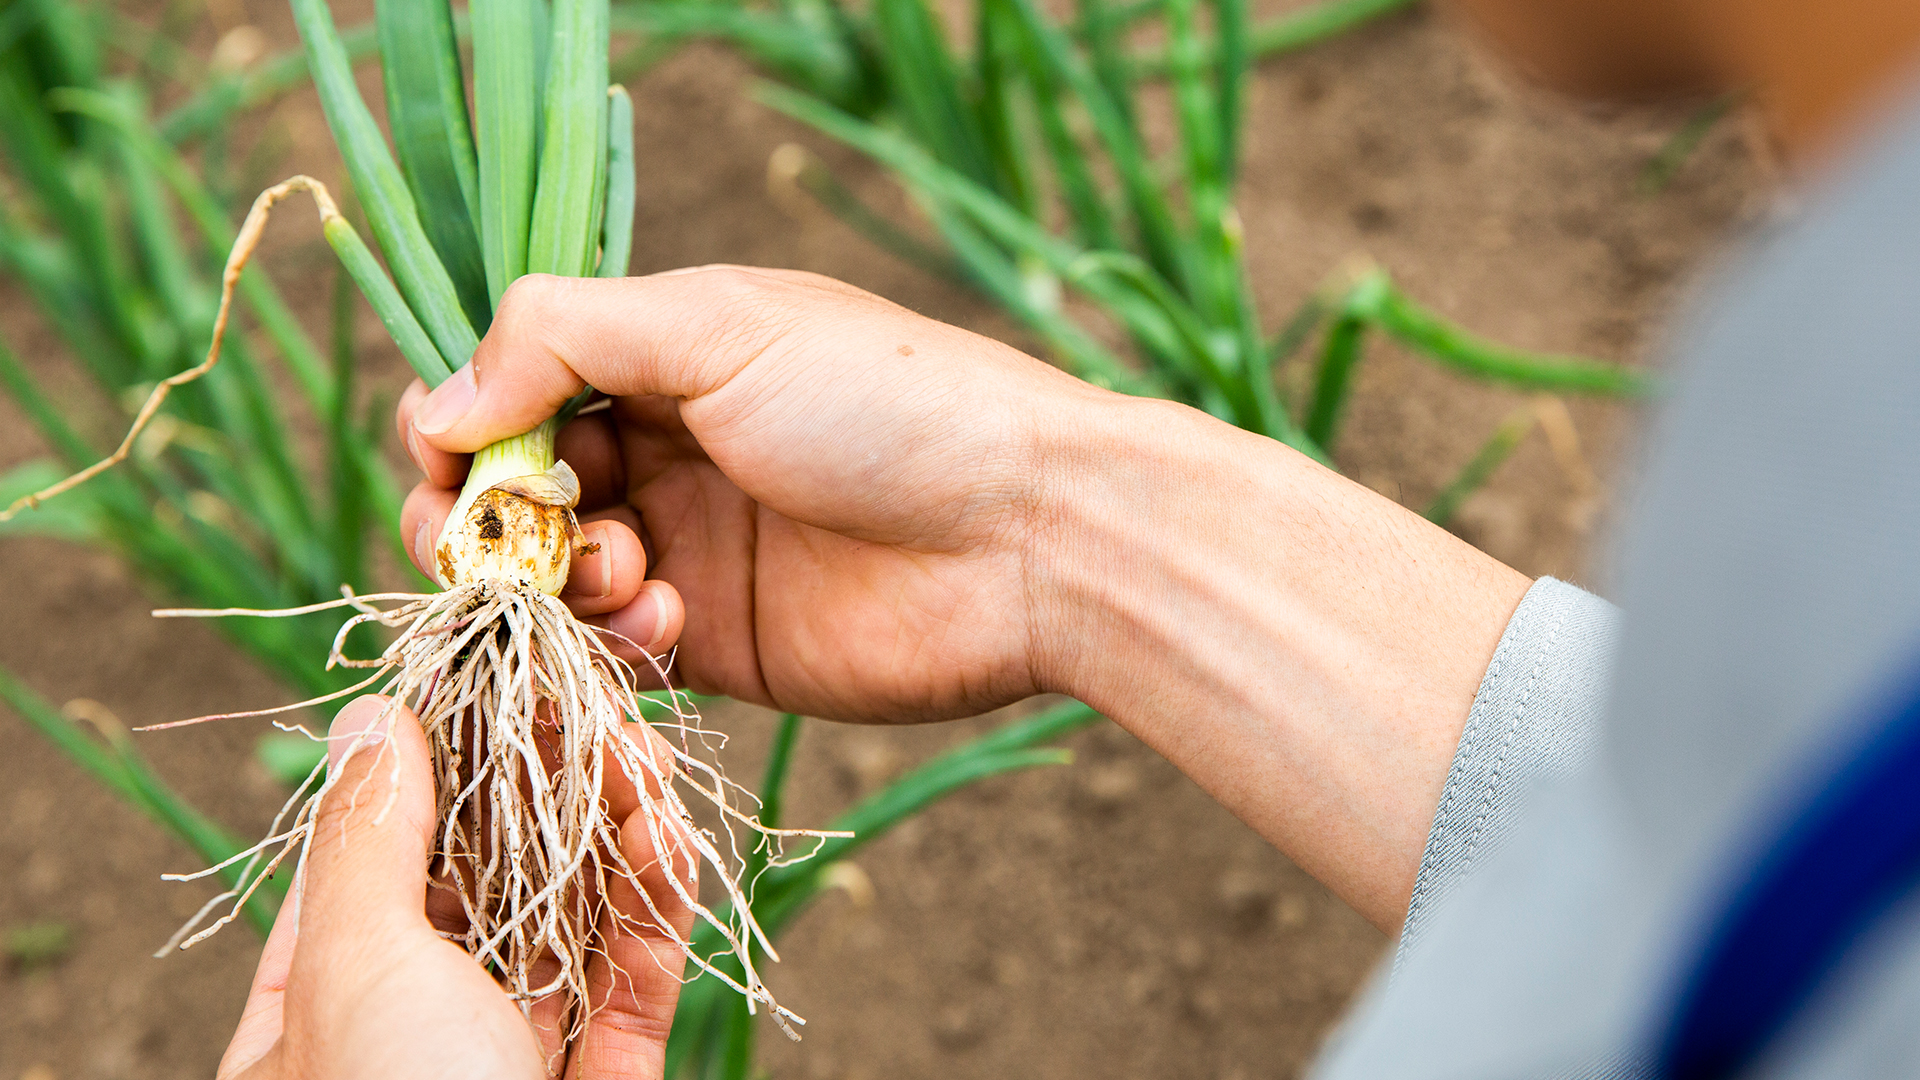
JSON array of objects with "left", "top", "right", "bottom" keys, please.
[
  {"left": 0, "top": 176, "right": 341, "bottom": 524},
  {"left": 151, "top": 582, "right": 842, "bottom": 1045}
]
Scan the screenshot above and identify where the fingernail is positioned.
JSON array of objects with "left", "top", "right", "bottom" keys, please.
[
  {"left": 413, "top": 364, "right": 476, "bottom": 435},
  {"left": 405, "top": 425, "right": 425, "bottom": 472},
  {"left": 327, "top": 698, "right": 390, "bottom": 772},
  {"left": 615, "top": 588, "right": 667, "bottom": 652},
  {"left": 413, "top": 519, "right": 437, "bottom": 583}
]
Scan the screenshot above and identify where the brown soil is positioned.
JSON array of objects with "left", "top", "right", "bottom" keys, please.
[{"left": 0, "top": 2, "right": 1767, "bottom": 1077}]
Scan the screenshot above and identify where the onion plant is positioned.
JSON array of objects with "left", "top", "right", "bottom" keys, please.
[
  {"left": 36, "top": 0, "right": 832, "bottom": 1042},
  {"left": 0, "top": 0, "right": 1099, "bottom": 1059}
]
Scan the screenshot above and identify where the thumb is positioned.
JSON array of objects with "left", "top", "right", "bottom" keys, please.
[
  {"left": 296, "top": 695, "right": 439, "bottom": 978},
  {"left": 408, "top": 268, "right": 857, "bottom": 453}
]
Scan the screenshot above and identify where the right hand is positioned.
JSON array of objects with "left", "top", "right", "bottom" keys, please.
[
  {"left": 398, "top": 265, "right": 1535, "bottom": 933},
  {"left": 398, "top": 267, "right": 1113, "bottom": 723}
]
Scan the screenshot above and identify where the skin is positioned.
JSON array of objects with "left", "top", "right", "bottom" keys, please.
[
  {"left": 398, "top": 269, "right": 1528, "bottom": 931},
  {"left": 218, "top": 697, "right": 697, "bottom": 1080},
  {"left": 234, "top": 0, "right": 1920, "bottom": 1074}
]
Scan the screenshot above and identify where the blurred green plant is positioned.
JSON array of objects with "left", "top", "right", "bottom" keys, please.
[
  {"left": 4, "top": 918, "right": 75, "bottom": 973},
  {"left": 584, "top": 0, "right": 1650, "bottom": 513},
  {"left": 744, "top": 0, "right": 1651, "bottom": 493},
  {"left": 0, "top": 0, "right": 410, "bottom": 928},
  {"left": 1639, "top": 92, "right": 1740, "bottom": 194},
  {"left": 662, "top": 699, "right": 1096, "bottom": 1077}
]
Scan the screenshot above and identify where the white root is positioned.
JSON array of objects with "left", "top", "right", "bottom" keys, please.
[{"left": 156, "top": 582, "right": 844, "bottom": 1047}]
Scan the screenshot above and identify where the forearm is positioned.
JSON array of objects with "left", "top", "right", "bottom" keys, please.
[{"left": 1027, "top": 393, "right": 1530, "bottom": 932}]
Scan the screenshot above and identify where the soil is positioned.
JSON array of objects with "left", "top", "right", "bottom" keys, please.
[{"left": 0, "top": 2, "right": 1769, "bottom": 1077}]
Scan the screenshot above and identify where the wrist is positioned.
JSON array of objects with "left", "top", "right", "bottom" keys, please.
[
  {"left": 1020, "top": 390, "right": 1248, "bottom": 705},
  {"left": 1017, "top": 389, "right": 1531, "bottom": 929}
]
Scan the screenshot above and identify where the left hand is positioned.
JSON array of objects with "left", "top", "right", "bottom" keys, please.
[{"left": 216, "top": 695, "right": 696, "bottom": 1079}]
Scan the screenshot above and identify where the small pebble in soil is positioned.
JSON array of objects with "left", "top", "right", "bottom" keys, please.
[
  {"left": 22, "top": 852, "right": 63, "bottom": 897},
  {"left": 838, "top": 735, "right": 900, "bottom": 793},
  {"left": 1215, "top": 867, "right": 1280, "bottom": 933},
  {"left": 1052, "top": 931, "right": 1087, "bottom": 968},
  {"left": 1184, "top": 984, "right": 1225, "bottom": 1025},
  {"left": 993, "top": 952, "right": 1029, "bottom": 987},
  {"left": 9, "top": 786, "right": 53, "bottom": 829},
  {"left": 1276, "top": 892, "right": 1312, "bottom": 930},
  {"left": 23, "top": 979, "right": 62, "bottom": 1026},
  {"left": 1077, "top": 760, "right": 1143, "bottom": 810},
  {"left": 1124, "top": 964, "right": 1165, "bottom": 1006}
]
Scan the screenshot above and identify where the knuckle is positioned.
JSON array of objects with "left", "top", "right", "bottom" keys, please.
[
  {"left": 496, "top": 272, "right": 571, "bottom": 321},
  {"left": 688, "top": 272, "right": 806, "bottom": 352},
  {"left": 685, "top": 265, "right": 772, "bottom": 312},
  {"left": 488, "top": 278, "right": 572, "bottom": 362},
  {"left": 478, "top": 275, "right": 588, "bottom": 400}
]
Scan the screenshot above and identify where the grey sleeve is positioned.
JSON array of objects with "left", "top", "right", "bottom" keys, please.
[{"left": 1392, "top": 576, "right": 1621, "bottom": 974}]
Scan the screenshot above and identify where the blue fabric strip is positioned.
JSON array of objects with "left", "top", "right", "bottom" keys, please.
[{"left": 1659, "top": 659, "right": 1920, "bottom": 1079}]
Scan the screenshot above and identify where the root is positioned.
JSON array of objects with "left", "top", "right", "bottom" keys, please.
[
  {"left": 157, "top": 582, "right": 843, "bottom": 1045},
  {"left": 0, "top": 176, "right": 345, "bottom": 524}
]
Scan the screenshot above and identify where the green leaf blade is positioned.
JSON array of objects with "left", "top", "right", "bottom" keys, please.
[
  {"left": 526, "top": 0, "right": 610, "bottom": 278},
  {"left": 469, "top": 0, "right": 541, "bottom": 302},
  {"left": 376, "top": 0, "right": 491, "bottom": 329},
  {"left": 291, "top": 0, "right": 480, "bottom": 370},
  {"left": 1371, "top": 283, "right": 1655, "bottom": 397},
  {"left": 596, "top": 84, "right": 636, "bottom": 277}
]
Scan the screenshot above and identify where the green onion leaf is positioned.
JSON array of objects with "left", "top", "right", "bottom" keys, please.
[
  {"left": 596, "top": 84, "right": 636, "bottom": 277},
  {"left": 376, "top": 0, "right": 490, "bottom": 330},
  {"left": 526, "top": 0, "right": 609, "bottom": 278},
  {"left": 289, "top": 0, "right": 480, "bottom": 371},
  {"left": 1425, "top": 406, "right": 1535, "bottom": 526},
  {"left": 472, "top": 0, "right": 541, "bottom": 301}
]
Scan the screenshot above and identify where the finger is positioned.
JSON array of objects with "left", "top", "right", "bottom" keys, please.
[
  {"left": 524, "top": 948, "right": 575, "bottom": 1071},
  {"left": 582, "top": 579, "right": 685, "bottom": 669},
  {"left": 595, "top": 709, "right": 685, "bottom": 849},
  {"left": 562, "top": 518, "right": 648, "bottom": 617},
  {"left": 216, "top": 864, "right": 305, "bottom": 1078},
  {"left": 582, "top": 504, "right": 650, "bottom": 570},
  {"left": 396, "top": 379, "right": 472, "bottom": 490},
  {"left": 410, "top": 267, "right": 891, "bottom": 452},
  {"left": 532, "top": 721, "right": 683, "bottom": 1070},
  {"left": 294, "top": 696, "right": 439, "bottom": 989},
  {"left": 400, "top": 482, "right": 458, "bottom": 584},
  {"left": 566, "top": 798, "right": 701, "bottom": 1080}
]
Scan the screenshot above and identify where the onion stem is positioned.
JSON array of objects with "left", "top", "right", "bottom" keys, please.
[{"left": 459, "top": 416, "right": 559, "bottom": 500}]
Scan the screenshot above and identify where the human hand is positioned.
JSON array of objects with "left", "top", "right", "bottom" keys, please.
[
  {"left": 396, "top": 265, "right": 1532, "bottom": 933},
  {"left": 217, "top": 695, "right": 696, "bottom": 1079},
  {"left": 398, "top": 267, "right": 1111, "bottom": 724}
]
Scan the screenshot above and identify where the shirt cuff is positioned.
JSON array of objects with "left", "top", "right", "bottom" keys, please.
[{"left": 1393, "top": 576, "right": 1622, "bottom": 974}]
